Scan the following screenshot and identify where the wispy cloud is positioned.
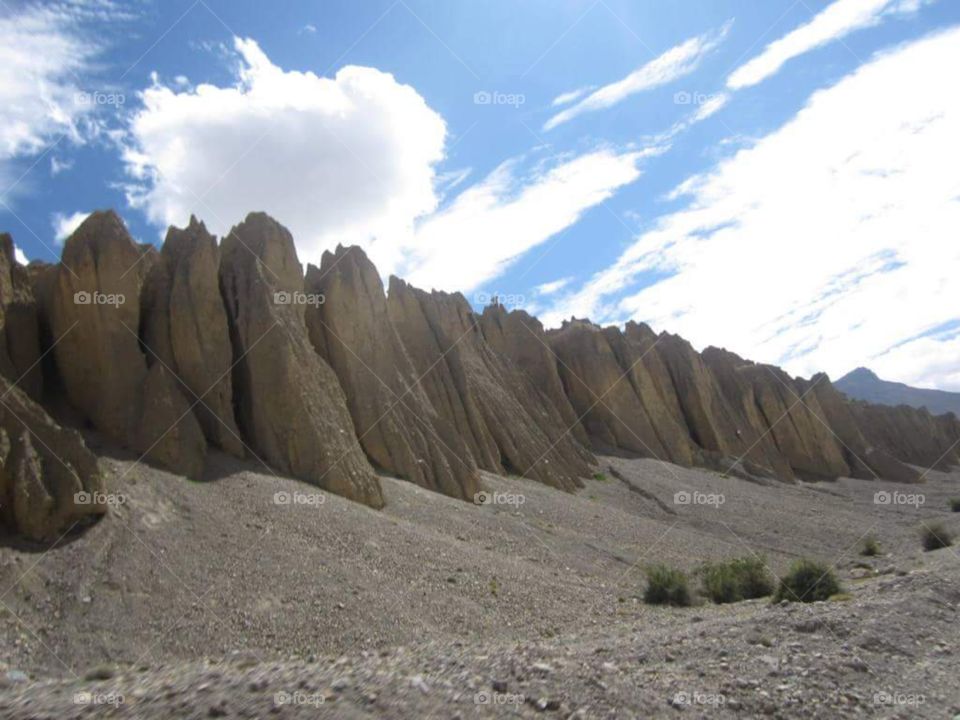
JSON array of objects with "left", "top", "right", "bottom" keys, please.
[
  {"left": 401, "top": 147, "right": 654, "bottom": 292},
  {"left": 551, "top": 86, "right": 593, "bottom": 107},
  {"left": 535, "top": 277, "right": 574, "bottom": 296},
  {"left": 544, "top": 21, "right": 732, "bottom": 131},
  {"left": 543, "top": 27, "right": 960, "bottom": 389},
  {"left": 727, "top": 0, "right": 933, "bottom": 90}
]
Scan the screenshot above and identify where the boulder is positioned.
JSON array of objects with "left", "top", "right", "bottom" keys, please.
[
  {"left": 387, "top": 279, "right": 592, "bottom": 491},
  {"left": 141, "top": 217, "right": 243, "bottom": 457},
  {"left": 304, "top": 246, "right": 480, "bottom": 500},
  {"left": 219, "top": 213, "right": 383, "bottom": 507},
  {"left": 0, "top": 374, "right": 105, "bottom": 541}
]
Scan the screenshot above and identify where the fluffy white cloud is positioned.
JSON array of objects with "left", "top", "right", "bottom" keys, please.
[
  {"left": 544, "top": 23, "right": 730, "bottom": 131},
  {"left": 52, "top": 210, "right": 90, "bottom": 243},
  {"left": 403, "top": 148, "right": 650, "bottom": 292},
  {"left": 123, "top": 37, "right": 447, "bottom": 267},
  {"left": 13, "top": 244, "right": 28, "bottom": 265},
  {"left": 124, "top": 38, "right": 649, "bottom": 290},
  {"left": 727, "top": 0, "right": 931, "bottom": 90},
  {"left": 872, "top": 332, "right": 960, "bottom": 391},
  {"left": 543, "top": 27, "right": 960, "bottom": 388}
]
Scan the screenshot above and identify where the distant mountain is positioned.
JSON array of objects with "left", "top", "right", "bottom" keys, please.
[{"left": 836, "top": 367, "right": 960, "bottom": 417}]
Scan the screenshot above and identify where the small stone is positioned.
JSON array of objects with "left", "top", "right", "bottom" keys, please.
[
  {"left": 410, "top": 675, "right": 429, "bottom": 694},
  {"left": 331, "top": 677, "right": 349, "bottom": 691}
]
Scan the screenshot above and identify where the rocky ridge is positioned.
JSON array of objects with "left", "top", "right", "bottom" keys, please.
[{"left": 0, "top": 210, "right": 957, "bottom": 541}]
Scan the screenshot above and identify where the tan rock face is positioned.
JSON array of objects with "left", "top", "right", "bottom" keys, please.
[
  {"left": 848, "top": 400, "right": 960, "bottom": 471},
  {"left": 387, "top": 279, "right": 592, "bottom": 492},
  {"left": 802, "top": 375, "right": 919, "bottom": 483},
  {"left": 47, "top": 211, "right": 207, "bottom": 479},
  {"left": 219, "top": 214, "right": 383, "bottom": 507},
  {"left": 0, "top": 234, "right": 42, "bottom": 401},
  {"left": 547, "top": 319, "right": 689, "bottom": 464},
  {"left": 0, "top": 375, "right": 105, "bottom": 541},
  {"left": 49, "top": 211, "right": 150, "bottom": 445},
  {"left": 305, "top": 246, "right": 480, "bottom": 500},
  {"left": 479, "top": 305, "right": 589, "bottom": 446},
  {"left": 141, "top": 217, "right": 243, "bottom": 457}
]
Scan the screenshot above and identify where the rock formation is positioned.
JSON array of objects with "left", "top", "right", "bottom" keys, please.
[
  {"left": 220, "top": 214, "right": 383, "bottom": 507},
  {"left": 478, "top": 305, "right": 589, "bottom": 446},
  {"left": 47, "top": 211, "right": 207, "bottom": 479},
  {"left": 304, "top": 245, "right": 480, "bottom": 500},
  {"left": 388, "top": 279, "right": 592, "bottom": 491},
  {"left": 0, "top": 234, "right": 42, "bottom": 400},
  {"left": 141, "top": 217, "right": 244, "bottom": 457},
  {"left": 3, "top": 206, "right": 959, "bottom": 543},
  {"left": 0, "top": 375, "right": 105, "bottom": 541}
]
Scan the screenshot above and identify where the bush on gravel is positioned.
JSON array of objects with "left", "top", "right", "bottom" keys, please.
[
  {"left": 700, "top": 556, "right": 773, "bottom": 604},
  {"left": 774, "top": 559, "right": 842, "bottom": 603},
  {"left": 921, "top": 522, "right": 954, "bottom": 551},
  {"left": 643, "top": 564, "right": 692, "bottom": 606},
  {"left": 949, "top": 498, "right": 960, "bottom": 512},
  {"left": 860, "top": 535, "right": 881, "bottom": 557}
]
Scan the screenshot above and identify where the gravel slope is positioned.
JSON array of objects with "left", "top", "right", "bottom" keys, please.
[{"left": 0, "top": 448, "right": 957, "bottom": 718}]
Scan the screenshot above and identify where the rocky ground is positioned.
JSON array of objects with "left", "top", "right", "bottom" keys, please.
[{"left": 0, "top": 448, "right": 958, "bottom": 718}]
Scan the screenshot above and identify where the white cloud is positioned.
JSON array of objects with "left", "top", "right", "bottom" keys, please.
[
  {"left": 49, "top": 156, "right": 74, "bottom": 176},
  {"left": 0, "top": 5, "right": 87, "bottom": 161},
  {"left": 124, "top": 37, "right": 447, "bottom": 268},
  {"left": 51, "top": 210, "right": 90, "bottom": 243},
  {"left": 535, "top": 277, "right": 574, "bottom": 296},
  {"left": 551, "top": 86, "right": 593, "bottom": 107},
  {"left": 543, "top": 27, "right": 960, "bottom": 389},
  {"left": 544, "top": 22, "right": 731, "bottom": 131},
  {"left": 301, "top": 23, "right": 317, "bottom": 34},
  {"left": 124, "top": 37, "right": 648, "bottom": 292},
  {"left": 13, "top": 244, "right": 28, "bottom": 265},
  {"left": 872, "top": 331, "right": 960, "bottom": 391},
  {"left": 402, "top": 148, "right": 650, "bottom": 292},
  {"left": 727, "top": 0, "right": 931, "bottom": 90}
]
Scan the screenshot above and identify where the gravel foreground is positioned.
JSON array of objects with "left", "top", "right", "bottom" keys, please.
[{"left": 0, "top": 450, "right": 958, "bottom": 718}]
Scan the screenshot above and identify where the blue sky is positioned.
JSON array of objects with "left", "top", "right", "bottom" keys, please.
[{"left": 2, "top": 0, "right": 959, "bottom": 390}]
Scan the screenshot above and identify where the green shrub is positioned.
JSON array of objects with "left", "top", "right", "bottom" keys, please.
[
  {"left": 774, "top": 559, "right": 842, "bottom": 603},
  {"left": 949, "top": 498, "right": 960, "bottom": 512},
  {"left": 860, "top": 535, "right": 881, "bottom": 557},
  {"left": 593, "top": 472, "right": 608, "bottom": 482},
  {"left": 921, "top": 522, "right": 954, "bottom": 551},
  {"left": 643, "top": 564, "right": 692, "bottom": 607},
  {"left": 700, "top": 556, "right": 773, "bottom": 604}
]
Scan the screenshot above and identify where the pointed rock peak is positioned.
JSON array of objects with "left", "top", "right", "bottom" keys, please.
[
  {"left": 163, "top": 215, "right": 216, "bottom": 260},
  {"left": 0, "top": 233, "right": 14, "bottom": 265},
  {"left": 318, "top": 244, "right": 376, "bottom": 277},
  {"left": 844, "top": 366, "right": 880, "bottom": 381},
  {"left": 64, "top": 209, "right": 131, "bottom": 252},
  {"left": 223, "top": 212, "right": 302, "bottom": 291}
]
